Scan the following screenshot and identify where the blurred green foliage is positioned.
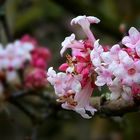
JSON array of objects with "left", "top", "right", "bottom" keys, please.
[{"left": 0, "top": 0, "right": 140, "bottom": 140}]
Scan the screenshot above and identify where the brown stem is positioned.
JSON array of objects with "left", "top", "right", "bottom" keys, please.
[{"left": 91, "top": 97, "right": 140, "bottom": 117}]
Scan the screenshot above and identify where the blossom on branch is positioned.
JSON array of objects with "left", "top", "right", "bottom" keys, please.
[
  {"left": 0, "top": 35, "right": 51, "bottom": 99},
  {"left": 47, "top": 15, "right": 140, "bottom": 119}
]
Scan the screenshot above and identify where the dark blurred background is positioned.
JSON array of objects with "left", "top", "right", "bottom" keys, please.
[{"left": 0, "top": 0, "right": 140, "bottom": 140}]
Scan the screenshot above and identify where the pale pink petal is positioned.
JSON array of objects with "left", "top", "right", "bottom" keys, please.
[
  {"left": 101, "top": 52, "right": 112, "bottom": 64},
  {"left": 133, "top": 73, "right": 140, "bottom": 83},
  {"left": 113, "top": 64, "right": 125, "bottom": 78},
  {"left": 135, "top": 60, "right": 140, "bottom": 72},
  {"left": 87, "top": 16, "right": 100, "bottom": 23},
  {"left": 122, "top": 36, "right": 131, "bottom": 45},
  {"left": 71, "top": 15, "right": 98, "bottom": 42},
  {"left": 121, "top": 55, "right": 134, "bottom": 69},
  {"left": 92, "top": 58, "right": 101, "bottom": 67},
  {"left": 129, "top": 27, "right": 140, "bottom": 43},
  {"left": 95, "top": 76, "right": 106, "bottom": 86},
  {"left": 110, "top": 44, "right": 121, "bottom": 54}
]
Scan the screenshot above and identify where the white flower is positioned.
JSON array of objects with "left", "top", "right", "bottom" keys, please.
[
  {"left": 61, "top": 34, "right": 75, "bottom": 56},
  {"left": 60, "top": 34, "right": 84, "bottom": 56},
  {"left": 71, "top": 15, "right": 100, "bottom": 26},
  {"left": 71, "top": 15, "right": 100, "bottom": 43},
  {"left": 122, "top": 27, "right": 140, "bottom": 56},
  {"left": 95, "top": 66, "right": 112, "bottom": 86},
  {"left": 47, "top": 67, "right": 81, "bottom": 95},
  {"left": 90, "top": 39, "right": 103, "bottom": 67},
  {"left": 62, "top": 81, "right": 97, "bottom": 119},
  {"left": 61, "top": 34, "right": 75, "bottom": 48}
]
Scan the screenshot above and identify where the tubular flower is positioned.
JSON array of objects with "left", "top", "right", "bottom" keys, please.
[
  {"left": 60, "top": 33, "right": 84, "bottom": 57},
  {"left": 47, "top": 15, "right": 140, "bottom": 119},
  {"left": 122, "top": 27, "right": 140, "bottom": 50},
  {"left": 71, "top": 15, "right": 100, "bottom": 43},
  {"left": 47, "top": 68, "right": 96, "bottom": 118}
]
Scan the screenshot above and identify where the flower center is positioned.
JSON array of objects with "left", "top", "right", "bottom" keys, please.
[
  {"left": 57, "top": 91, "right": 77, "bottom": 106},
  {"left": 128, "top": 68, "right": 136, "bottom": 75}
]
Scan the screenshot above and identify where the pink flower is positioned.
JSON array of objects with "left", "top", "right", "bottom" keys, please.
[
  {"left": 47, "top": 67, "right": 97, "bottom": 118},
  {"left": 0, "top": 40, "right": 33, "bottom": 70},
  {"left": 95, "top": 66, "right": 112, "bottom": 86},
  {"left": 31, "top": 58, "right": 47, "bottom": 70},
  {"left": 90, "top": 39, "right": 103, "bottom": 67},
  {"left": 48, "top": 16, "right": 140, "bottom": 119},
  {"left": 31, "top": 47, "right": 51, "bottom": 69},
  {"left": 71, "top": 15, "right": 100, "bottom": 42},
  {"left": 109, "top": 78, "right": 132, "bottom": 100},
  {"left": 31, "top": 47, "right": 51, "bottom": 61},
  {"left": 110, "top": 44, "right": 121, "bottom": 60},
  {"left": 25, "top": 69, "right": 47, "bottom": 89},
  {"left": 62, "top": 81, "right": 97, "bottom": 119},
  {"left": 122, "top": 27, "right": 140, "bottom": 48},
  {"left": 122, "top": 27, "right": 140, "bottom": 57},
  {"left": 60, "top": 34, "right": 84, "bottom": 57},
  {"left": 21, "top": 34, "right": 38, "bottom": 46},
  {"left": 47, "top": 67, "right": 81, "bottom": 96},
  {"left": 113, "top": 50, "right": 140, "bottom": 85}
]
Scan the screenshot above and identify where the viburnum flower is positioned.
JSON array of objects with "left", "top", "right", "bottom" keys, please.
[
  {"left": 47, "top": 15, "right": 140, "bottom": 119},
  {"left": 47, "top": 67, "right": 96, "bottom": 118},
  {"left": 47, "top": 67, "right": 81, "bottom": 96},
  {"left": 90, "top": 39, "right": 104, "bottom": 67},
  {"left": 25, "top": 68, "right": 47, "bottom": 89},
  {"left": 112, "top": 50, "right": 140, "bottom": 85},
  {"left": 47, "top": 15, "right": 100, "bottom": 118},
  {"left": 61, "top": 81, "right": 97, "bottom": 119},
  {"left": 71, "top": 15, "right": 100, "bottom": 43},
  {"left": 21, "top": 34, "right": 38, "bottom": 46},
  {"left": 0, "top": 34, "right": 51, "bottom": 101},
  {"left": 122, "top": 27, "right": 140, "bottom": 51},
  {"left": 60, "top": 33, "right": 84, "bottom": 57},
  {"left": 95, "top": 66, "right": 113, "bottom": 86},
  {"left": 31, "top": 47, "right": 51, "bottom": 69},
  {"left": 108, "top": 78, "right": 132, "bottom": 101},
  {"left": 0, "top": 39, "right": 34, "bottom": 70}
]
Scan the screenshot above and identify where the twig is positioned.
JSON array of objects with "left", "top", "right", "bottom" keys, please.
[{"left": 91, "top": 97, "right": 140, "bottom": 117}]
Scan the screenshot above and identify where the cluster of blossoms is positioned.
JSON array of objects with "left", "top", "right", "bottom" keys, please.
[
  {"left": 0, "top": 35, "right": 51, "bottom": 99},
  {"left": 47, "top": 15, "right": 140, "bottom": 118}
]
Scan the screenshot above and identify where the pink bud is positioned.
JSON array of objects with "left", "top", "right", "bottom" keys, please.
[
  {"left": 25, "top": 69, "right": 47, "bottom": 89},
  {"left": 59, "top": 63, "right": 69, "bottom": 71},
  {"left": 31, "top": 48, "right": 51, "bottom": 61},
  {"left": 32, "top": 58, "right": 47, "bottom": 69},
  {"left": 21, "top": 34, "right": 37, "bottom": 46}
]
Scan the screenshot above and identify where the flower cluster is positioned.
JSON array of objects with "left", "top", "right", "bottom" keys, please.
[
  {"left": 0, "top": 35, "right": 50, "bottom": 98},
  {"left": 47, "top": 15, "right": 140, "bottom": 118}
]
